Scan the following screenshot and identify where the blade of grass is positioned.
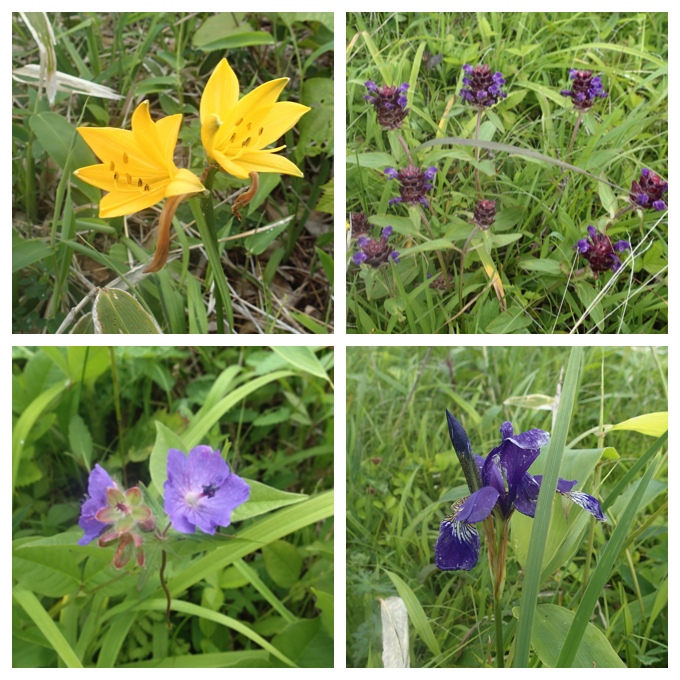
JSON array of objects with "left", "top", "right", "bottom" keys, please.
[
  {"left": 13, "top": 587, "right": 83, "bottom": 668},
  {"left": 555, "top": 448, "right": 660, "bottom": 667},
  {"left": 514, "top": 346, "right": 583, "bottom": 667}
]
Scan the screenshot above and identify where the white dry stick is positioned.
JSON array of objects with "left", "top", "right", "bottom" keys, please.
[{"left": 379, "top": 596, "right": 410, "bottom": 668}]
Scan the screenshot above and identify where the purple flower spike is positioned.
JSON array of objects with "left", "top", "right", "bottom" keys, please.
[
  {"left": 352, "top": 226, "right": 399, "bottom": 268},
  {"left": 164, "top": 446, "right": 250, "bottom": 535},
  {"left": 435, "top": 413, "right": 606, "bottom": 571},
  {"left": 385, "top": 163, "right": 437, "bottom": 208},
  {"left": 460, "top": 64, "right": 507, "bottom": 108},
  {"left": 561, "top": 69, "right": 607, "bottom": 111},
  {"left": 363, "top": 81, "right": 410, "bottom": 129},
  {"left": 472, "top": 199, "right": 497, "bottom": 229},
  {"left": 630, "top": 169, "right": 668, "bottom": 211},
  {"left": 574, "top": 225, "right": 631, "bottom": 278}
]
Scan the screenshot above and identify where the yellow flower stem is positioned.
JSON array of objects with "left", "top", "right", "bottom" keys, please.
[{"left": 190, "top": 170, "right": 233, "bottom": 332}]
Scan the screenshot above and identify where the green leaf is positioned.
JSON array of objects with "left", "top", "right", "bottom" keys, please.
[
  {"left": 609, "top": 412, "right": 668, "bottom": 437},
  {"left": 69, "top": 413, "right": 93, "bottom": 470},
  {"left": 312, "top": 588, "right": 334, "bottom": 637},
  {"left": 298, "top": 77, "right": 333, "bottom": 162},
  {"left": 518, "top": 258, "right": 563, "bottom": 276},
  {"left": 233, "top": 479, "right": 307, "bottom": 522},
  {"left": 270, "top": 618, "right": 332, "bottom": 667},
  {"left": 513, "top": 604, "right": 625, "bottom": 667},
  {"left": 263, "top": 540, "right": 303, "bottom": 588},
  {"left": 12, "top": 588, "right": 83, "bottom": 668},
  {"left": 278, "top": 12, "right": 334, "bottom": 31},
  {"left": 148, "top": 421, "right": 188, "bottom": 497},
  {"left": 245, "top": 219, "right": 290, "bottom": 255},
  {"left": 12, "top": 236, "right": 53, "bottom": 272},
  {"left": 384, "top": 569, "right": 441, "bottom": 657},
  {"left": 92, "top": 288, "right": 162, "bottom": 334},
  {"left": 346, "top": 152, "right": 395, "bottom": 168},
  {"left": 270, "top": 346, "right": 329, "bottom": 381}
]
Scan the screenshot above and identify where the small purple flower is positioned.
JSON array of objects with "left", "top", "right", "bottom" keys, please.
[
  {"left": 630, "top": 168, "right": 668, "bottom": 211},
  {"left": 385, "top": 164, "right": 437, "bottom": 208},
  {"left": 164, "top": 446, "right": 250, "bottom": 535},
  {"left": 472, "top": 199, "right": 497, "bottom": 229},
  {"left": 460, "top": 64, "right": 507, "bottom": 108},
  {"left": 78, "top": 464, "right": 120, "bottom": 546},
  {"left": 364, "top": 81, "right": 410, "bottom": 129},
  {"left": 560, "top": 69, "right": 607, "bottom": 111},
  {"left": 435, "top": 413, "right": 606, "bottom": 571},
  {"left": 352, "top": 226, "right": 399, "bottom": 267},
  {"left": 574, "top": 225, "right": 631, "bottom": 278}
]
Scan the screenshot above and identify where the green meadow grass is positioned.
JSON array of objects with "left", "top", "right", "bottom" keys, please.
[
  {"left": 12, "top": 12, "right": 334, "bottom": 334},
  {"left": 346, "top": 12, "right": 667, "bottom": 334},
  {"left": 346, "top": 346, "right": 667, "bottom": 667}
]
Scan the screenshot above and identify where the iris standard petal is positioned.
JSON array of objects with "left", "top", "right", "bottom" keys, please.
[{"left": 454, "top": 486, "right": 500, "bottom": 523}]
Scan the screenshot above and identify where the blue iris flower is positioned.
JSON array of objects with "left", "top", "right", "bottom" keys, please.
[{"left": 435, "top": 411, "right": 606, "bottom": 571}]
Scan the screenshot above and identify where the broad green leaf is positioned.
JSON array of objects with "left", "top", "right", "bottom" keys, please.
[
  {"left": 93, "top": 288, "right": 163, "bottom": 334},
  {"left": 120, "top": 651, "right": 270, "bottom": 668},
  {"left": 12, "top": 236, "right": 53, "bottom": 272},
  {"left": 384, "top": 569, "right": 441, "bottom": 657},
  {"left": 514, "top": 604, "right": 625, "bottom": 667},
  {"left": 69, "top": 412, "right": 93, "bottom": 471},
  {"left": 271, "top": 346, "right": 329, "bottom": 381},
  {"left": 346, "top": 152, "right": 394, "bottom": 168},
  {"left": 278, "top": 12, "right": 334, "bottom": 31},
  {"left": 312, "top": 588, "right": 334, "bottom": 637},
  {"left": 148, "top": 421, "right": 188, "bottom": 497},
  {"left": 12, "top": 541, "right": 81, "bottom": 597},
  {"left": 269, "top": 618, "right": 332, "bottom": 668},
  {"left": 233, "top": 479, "right": 308, "bottom": 522},
  {"left": 245, "top": 219, "right": 289, "bottom": 255},
  {"left": 609, "top": 412, "right": 668, "bottom": 437},
  {"left": 518, "top": 258, "right": 563, "bottom": 276},
  {"left": 298, "top": 78, "right": 333, "bottom": 162},
  {"left": 263, "top": 540, "right": 303, "bottom": 589}
]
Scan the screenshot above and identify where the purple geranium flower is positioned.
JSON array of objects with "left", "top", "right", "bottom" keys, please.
[
  {"left": 574, "top": 225, "right": 631, "bottom": 278},
  {"left": 435, "top": 412, "right": 606, "bottom": 571},
  {"left": 164, "top": 446, "right": 250, "bottom": 535},
  {"left": 78, "top": 464, "right": 120, "bottom": 546}
]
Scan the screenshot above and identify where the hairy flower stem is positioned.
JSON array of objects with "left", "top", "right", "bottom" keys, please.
[
  {"left": 160, "top": 549, "right": 172, "bottom": 630},
  {"left": 566, "top": 112, "right": 583, "bottom": 159},
  {"left": 397, "top": 132, "right": 415, "bottom": 166},
  {"left": 475, "top": 109, "right": 483, "bottom": 197},
  {"left": 419, "top": 207, "right": 452, "bottom": 292}
]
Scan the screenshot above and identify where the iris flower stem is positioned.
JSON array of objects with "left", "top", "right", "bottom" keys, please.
[{"left": 491, "top": 516, "right": 509, "bottom": 668}]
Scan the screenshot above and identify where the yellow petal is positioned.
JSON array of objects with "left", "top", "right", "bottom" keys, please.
[
  {"left": 200, "top": 59, "right": 239, "bottom": 125},
  {"left": 212, "top": 150, "right": 251, "bottom": 179},
  {"left": 233, "top": 150, "right": 304, "bottom": 177},
  {"left": 256, "top": 101, "right": 311, "bottom": 148},
  {"left": 99, "top": 184, "right": 166, "bottom": 218},
  {"left": 166, "top": 168, "right": 205, "bottom": 197},
  {"left": 222, "top": 77, "right": 289, "bottom": 131},
  {"left": 154, "top": 113, "right": 184, "bottom": 166},
  {"left": 74, "top": 164, "right": 118, "bottom": 192},
  {"left": 201, "top": 112, "right": 222, "bottom": 161},
  {"left": 131, "top": 101, "right": 173, "bottom": 171}
]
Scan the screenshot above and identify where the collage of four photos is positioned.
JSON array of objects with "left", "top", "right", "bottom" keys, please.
[{"left": 12, "top": 11, "right": 668, "bottom": 670}]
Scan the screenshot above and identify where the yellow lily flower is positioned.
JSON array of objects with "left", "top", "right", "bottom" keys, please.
[
  {"left": 74, "top": 100, "right": 204, "bottom": 219},
  {"left": 200, "top": 58, "right": 310, "bottom": 179}
]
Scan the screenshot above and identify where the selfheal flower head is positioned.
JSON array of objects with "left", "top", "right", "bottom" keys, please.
[
  {"left": 560, "top": 69, "right": 607, "bottom": 111},
  {"left": 574, "top": 225, "right": 630, "bottom": 278},
  {"left": 349, "top": 212, "right": 371, "bottom": 238},
  {"left": 435, "top": 415, "right": 606, "bottom": 571},
  {"left": 460, "top": 64, "right": 507, "bottom": 109},
  {"left": 472, "top": 199, "right": 497, "bottom": 229},
  {"left": 164, "top": 446, "right": 250, "bottom": 535},
  {"left": 364, "top": 81, "right": 410, "bottom": 129},
  {"left": 200, "top": 58, "right": 310, "bottom": 180},
  {"left": 630, "top": 168, "right": 668, "bottom": 211},
  {"left": 352, "top": 226, "right": 399, "bottom": 267},
  {"left": 385, "top": 163, "right": 437, "bottom": 208}
]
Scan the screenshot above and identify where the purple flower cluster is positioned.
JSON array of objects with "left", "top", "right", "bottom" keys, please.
[
  {"left": 574, "top": 225, "right": 630, "bottom": 277},
  {"left": 435, "top": 412, "right": 606, "bottom": 571},
  {"left": 472, "top": 199, "right": 497, "bottom": 229},
  {"left": 349, "top": 212, "right": 371, "bottom": 238},
  {"left": 353, "top": 226, "right": 400, "bottom": 267},
  {"left": 460, "top": 64, "right": 507, "bottom": 108},
  {"left": 630, "top": 168, "right": 668, "bottom": 211},
  {"left": 364, "top": 81, "right": 410, "bottom": 130},
  {"left": 560, "top": 69, "right": 607, "bottom": 111},
  {"left": 385, "top": 164, "right": 437, "bottom": 208}
]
